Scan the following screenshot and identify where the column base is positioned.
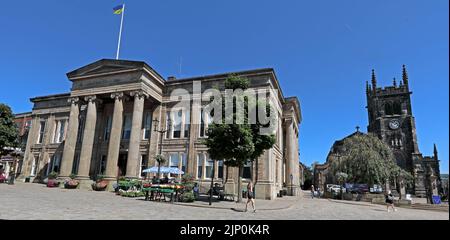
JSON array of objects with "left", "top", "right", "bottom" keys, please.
[
  {"left": 224, "top": 180, "right": 236, "bottom": 196},
  {"left": 255, "top": 181, "right": 276, "bottom": 200},
  {"left": 287, "top": 184, "right": 300, "bottom": 196},
  {"left": 103, "top": 177, "right": 118, "bottom": 192},
  {"left": 77, "top": 178, "right": 94, "bottom": 190}
]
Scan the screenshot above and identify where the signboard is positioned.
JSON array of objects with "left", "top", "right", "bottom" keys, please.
[
  {"left": 0, "top": 155, "right": 14, "bottom": 162},
  {"left": 432, "top": 195, "right": 441, "bottom": 205}
]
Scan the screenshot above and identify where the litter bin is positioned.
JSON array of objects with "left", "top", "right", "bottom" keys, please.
[
  {"left": 279, "top": 190, "right": 283, "bottom": 198},
  {"left": 25, "top": 177, "right": 30, "bottom": 183}
]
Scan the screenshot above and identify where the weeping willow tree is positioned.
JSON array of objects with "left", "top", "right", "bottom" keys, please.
[{"left": 330, "top": 133, "right": 411, "bottom": 186}]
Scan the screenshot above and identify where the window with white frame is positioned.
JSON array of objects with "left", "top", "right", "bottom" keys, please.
[
  {"left": 205, "top": 157, "right": 214, "bottom": 179},
  {"left": 49, "top": 153, "right": 61, "bottom": 173},
  {"left": 53, "top": 120, "right": 66, "bottom": 143},
  {"left": 169, "top": 153, "right": 180, "bottom": 177},
  {"left": 218, "top": 160, "right": 224, "bottom": 179},
  {"left": 37, "top": 121, "right": 46, "bottom": 144},
  {"left": 30, "top": 156, "right": 37, "bottom": 176},
  {"left": 184, "top": 109, "right": 190, "bottom": 138},
  {"left": 173, "top": 110, "right": 182, "bottom": 138},
  {"left": 122, "top": 114, "right": 132, "bottom": 140},
  {"left": 197, "top": 153, "right": 203, "bottom": 179},
  {"left": 243, "top": 161, "right": 252, "bottom": 179},
  {"left": 140, "top": 155, "right": 148, "bottom": 177},
  {"left": 104, "top": 115, "right": 112, "bottom": 141},
  {"left": 143, "top": 112, "right": 152, "bottom": 140},
  {"left": 199, "top": 108, "right": 213, "bottom": 137},
  {"left": 165, "top": 112, "right": 172, "bottom": 139},
  {"left": 181, "top": 153, "right": 187, "bottom": 173}
]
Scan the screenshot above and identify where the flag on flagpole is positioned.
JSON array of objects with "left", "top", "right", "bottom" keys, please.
[{"left": 113, "top": 4, "right": 124, "bottom": 14}]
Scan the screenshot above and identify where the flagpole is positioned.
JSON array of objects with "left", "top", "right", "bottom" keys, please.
[{"left": 116, "top": 4, "right": 125, "bottom": 60}]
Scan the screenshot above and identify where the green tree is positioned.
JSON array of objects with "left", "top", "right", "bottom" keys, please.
[
  {"left": 330, "top": 133, "right": 411, "bottom": 186},
  {"left": 0, "top": 103, "right": 18, "bottom": 156},
  {"left": 204, "top": 75, "right": 275, "bottom": 202}
]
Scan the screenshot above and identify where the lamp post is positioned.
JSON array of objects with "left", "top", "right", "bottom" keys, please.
[
  {"left": 152, "top": 117, "right": 171, "bottom": 180},
  {"left": 290, "top": 174, "right": 293, "bottom": 196}
]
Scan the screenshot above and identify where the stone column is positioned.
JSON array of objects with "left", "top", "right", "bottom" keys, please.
[
  {"left": 59, "top": 97, "right": 80, "bottom": 178},
  {"left": 126, "top": 90, "right": 146, "bottom": 178},
  {"left": 285, "top": 118, "right": 300, "bottom": 196},
  {"left": 77, "top": 96, "right": 98, "bottom": 184},
  {"left": 105, "top": 92, "right": 124, "bottom": 182}
]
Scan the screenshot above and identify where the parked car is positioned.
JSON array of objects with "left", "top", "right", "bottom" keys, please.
[
  {"left": 326, "top": 184, "right": 343, "bottom": 193},
  {"left": 345, "top": 183, "right": 369, "bottom": 193}
]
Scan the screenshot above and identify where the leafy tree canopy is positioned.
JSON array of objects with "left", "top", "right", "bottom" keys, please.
[{"left": 0, "top": 103, "right": 18, "bottom": 155}]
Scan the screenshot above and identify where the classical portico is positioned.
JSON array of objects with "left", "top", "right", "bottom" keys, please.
[
  {"left": 58, "top": 59, "right": 164, "bottom": 188},
  {"left": 18, "top": 59, "right": 302, "bottom": 199}
]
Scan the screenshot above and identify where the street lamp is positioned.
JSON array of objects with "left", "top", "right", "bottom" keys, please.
[
  {"left": 152, "top": 117, "right": 171, "bottom": 180},
  {"left": 290, "top": 174, "right": 293, "bottom": 196}
]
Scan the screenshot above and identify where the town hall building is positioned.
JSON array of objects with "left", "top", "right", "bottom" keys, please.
[{"left": 16, "top": 59, "right": 302, "bottom": 200}]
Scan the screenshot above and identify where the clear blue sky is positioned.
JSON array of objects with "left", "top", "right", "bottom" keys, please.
[{"left": 0, "top": 1, "right": 448, "bottom": 173}]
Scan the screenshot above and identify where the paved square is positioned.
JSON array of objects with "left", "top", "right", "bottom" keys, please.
[{"left": 0, "top": 183, "right": 447, "bottom": 220}]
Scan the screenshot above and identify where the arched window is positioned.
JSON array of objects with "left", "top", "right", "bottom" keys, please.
[
  {"left": 393, "top": 102, "right": 402, "bottom": 115},
  {"left": 384, "top": 102, "right": 393, "bottom": 115}
]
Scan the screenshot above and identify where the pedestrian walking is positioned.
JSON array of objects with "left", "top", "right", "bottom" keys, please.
[
  {"left": 385, "top": 190, "right": 397, "bottom": 212},
  {"left": 244, "top": 181, "right": 256, "bottom": 213},
  {"left": 310, "top": 185, "right": 315, "bottom": 199}
]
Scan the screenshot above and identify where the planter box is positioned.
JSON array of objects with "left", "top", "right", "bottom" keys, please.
[
  {"left": 47, "top": 179, "right": 60, "bottom": 188},
  {"left": 64, "top": 180, "right": 79, "bottom": 189},
  {"left": 92, "top": 181, "right": 108, "bottom": 191}
]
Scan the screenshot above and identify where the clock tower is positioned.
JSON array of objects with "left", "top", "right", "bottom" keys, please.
[{"left": 365, "top": 65, "right": 440, "bottom": 197}]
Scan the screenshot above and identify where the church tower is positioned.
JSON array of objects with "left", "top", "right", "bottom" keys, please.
[{"left": 365, "top": 65, "right": 439, "bottom": 197}]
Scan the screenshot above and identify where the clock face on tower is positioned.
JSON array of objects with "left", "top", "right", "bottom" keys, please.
[{"left": 389, "top": 119, "right": 400, "bottom": 130}]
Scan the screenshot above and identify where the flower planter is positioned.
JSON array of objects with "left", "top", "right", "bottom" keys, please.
[
  {"left": 92, "top": 180, "right": 108, "bottom": 191},
  {"left": 47, "top": 179, "right": 60, "bottom": 188},
  {"left": 64, "top": 180, "right": 79, "bottom": 189}
]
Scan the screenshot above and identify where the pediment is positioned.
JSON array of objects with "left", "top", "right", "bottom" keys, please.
[{"left": 67, "top": 59, "right": 147, "bottom": 80}]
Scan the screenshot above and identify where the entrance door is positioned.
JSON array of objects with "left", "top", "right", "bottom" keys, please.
[{"left": 118, "top": 154, "right": 127, "bottom": 176}]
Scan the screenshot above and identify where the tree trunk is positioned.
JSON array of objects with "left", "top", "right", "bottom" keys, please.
[
  {"left": 254, "top": 159, "right": 258, "bottom": 194},
  {"left": 237, "top": 165, "right": 244, "bottom": 203}
]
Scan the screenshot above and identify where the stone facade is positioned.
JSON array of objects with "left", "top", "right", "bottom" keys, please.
[
  {"left": 16, "top": 59, "right": 302, "bottom": 200},
  {"left": 314, "top": 66, "right": 441, "bottom": 198},
  {"left": 366, "top": 66, "right": 441, "bottom": 197}
]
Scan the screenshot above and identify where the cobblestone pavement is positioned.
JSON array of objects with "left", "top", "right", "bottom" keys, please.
[{"left": 0, "top": 183, "right": 448, "bottom": 220}]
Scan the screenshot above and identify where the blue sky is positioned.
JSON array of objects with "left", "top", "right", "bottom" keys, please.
[{"left": 0, "top": 0, "right": 448, "bottom": 173}]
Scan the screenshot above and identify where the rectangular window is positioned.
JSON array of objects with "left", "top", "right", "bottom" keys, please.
[
  {"left": 50, "top": 154, "right": 61, "bottom": 173},
  {"left": 205, "top": 158, "right": 214, "bottom": 179},
  {"left": 218, "top": 160, "right": 224, "bottom": 179},
  {"left": 199, "top": 109, "right": 205, "bottom": 137},
  {"left": 30, "top": 156, "right": 37, "bottom": 176},
  {"left": 197, "top": 154, "right": 203, "bottom": 179},
  {"left": 169, "top": 153, "right": 179, "bottom": 178},
  {"left": 72, "top": 153, "right": 80, "bottom": 175},
  {"left": 77, "top": 118, "right": 85, "bottom": 143},
  {"left": 184, "top": 109, "right": 190, "bottom": 138},
  {"left": 173, "top": 110, "right": 182, "bottom": 138},
  {"left": 99, "top": 155, "right": 107, "bottom": 175},
  {"left": 58, "top": 120, "right": 65, "bottom": 143},
  {"left": 37, "top": 121, "right": 46, "bottom": 144},
  {"left": 181, "top": 153, "right": 187, "bottom": 174},
  {"left": 104, "top": 115, "right": 112, "bottom": 141},
  {"left": 122, "top": 114, "right": 132, "bottom": 140},
  {"left": 143, "top": 112, "right": 152, "bottom": 140},
  {"left": 243, "top": 161, "right": 252, "bottom": 179},
  {"left": 166, "top": 112, "right": 172, "bottom": 139},
  {"left": 140, "top": 155, "right": 148, "bottom": 178}
]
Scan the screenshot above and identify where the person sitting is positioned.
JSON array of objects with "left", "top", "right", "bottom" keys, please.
[
  {"left": 193, "top": 183, "right": 200, "bottom": 200},
  {"left": 151, "top": 176, "right": 158, "bottom": 184}
]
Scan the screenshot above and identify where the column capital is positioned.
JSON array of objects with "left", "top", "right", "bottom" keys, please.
[
  {"left": 111, "top": 92, "right": 124, "bottom": 100},
  {"left": 67, "top": 97, "right": 80, "bottom": 104},
  {"left": 84, "top": 95, "right": 97, "bottom": 103},
  {"left": 129, "top": 90, "right": 148, "bottom": 99}
]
